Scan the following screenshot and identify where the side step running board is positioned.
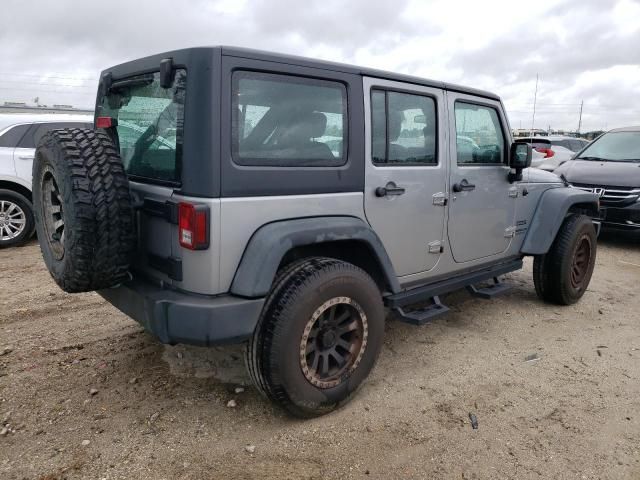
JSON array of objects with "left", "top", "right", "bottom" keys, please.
[
  {"left": 392, "top": 296, "right": 450, "bottom": 326},
  {"left": 392, "top": 279, "right": 510, "bottom": 326},
  {"left": 385, "top": 259, "right": 522, "bottom": 309},
  {"left": 466, "top": 277, "right": 511, "bottom": 299}
]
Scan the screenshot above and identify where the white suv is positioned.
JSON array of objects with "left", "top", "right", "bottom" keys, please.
[
  {"left": 0, "top": 115, "right": 92, "bottom": 247},
  {"left": 517, "top": 135, "right": 590, "bottom": 171}
]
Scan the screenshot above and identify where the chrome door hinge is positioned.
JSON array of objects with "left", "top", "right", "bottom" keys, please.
[
  {"left": 432, "top": 192, "right": 447, "bottom": 206},
  {"left": 428, "top": 240, "right": 443, "bottom": 253},
  {"left": 508, "top": 187, "right": 519, "bottom": 198},
  {"left": 504, "top": 226, "right": 516, "bottom": 238}
]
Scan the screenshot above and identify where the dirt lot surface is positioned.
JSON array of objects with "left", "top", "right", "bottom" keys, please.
[{"left": 0, "top": 234, "right": 639, "bottom": 479}]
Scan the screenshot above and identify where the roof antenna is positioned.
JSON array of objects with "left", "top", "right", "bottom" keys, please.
[
  {"left": 529, "top": 74, "right": 538, "bottom": 138},
  {"left": 527, "top": 74, "right": 539, "bottom": 186}
]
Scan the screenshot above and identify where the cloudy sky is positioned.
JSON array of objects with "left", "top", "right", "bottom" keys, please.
[{"left": 1, "top": 0, "right": 639, "bottom": 132}]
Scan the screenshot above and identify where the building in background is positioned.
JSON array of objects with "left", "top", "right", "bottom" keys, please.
[{"left": 1, "top": 102, "right": 93, "bottom": 115}]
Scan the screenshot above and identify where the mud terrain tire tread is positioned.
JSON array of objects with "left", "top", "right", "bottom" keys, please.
[
  {"left": 533, "top": 214, "right": 596, "bottom": 305},
  {"left": 33, "top": 128, "right": 135, "bottom": 292},
  {"left": 247, "top": 257, "right": 385, "bottom": 418}
]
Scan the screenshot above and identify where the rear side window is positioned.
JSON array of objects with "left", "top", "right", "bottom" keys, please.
[
  {"left": 99, "top": 69, "right": 186, "bottom": 184},
  {"left": 570, "top": 139, "right": 587, "bottom": 152},
  {"left": 0, "top": 124, "right": 30, "bottom": 148},
  {"left": 17, "top": 122, "right": 92, "bottom": 149},
  {"left": 232, "top": 71, "right": 347, "bottom": 167},
  {"left": 371, "top": 89, "right": 437, "bottom": 166},
  {"left": 454, "top": 102, "right": 505, "bottom": 165},
  {"left": 518, "top": 138, "right": 551, "bottom": 150},
  {"left": 551, "top": 139, "right": 578, "bottom": 151}
]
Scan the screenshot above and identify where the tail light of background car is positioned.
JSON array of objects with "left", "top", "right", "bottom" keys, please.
[
  {"left": 535, "top": 147, "right": 555, "bottom": 158},
  {"left": 178, "top": 202, "right": 209, "bottom": 250}
]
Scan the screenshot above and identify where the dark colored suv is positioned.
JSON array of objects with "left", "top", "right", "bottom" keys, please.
[{"left": 555, "top": 126, "right": 640, "bottom": 232}]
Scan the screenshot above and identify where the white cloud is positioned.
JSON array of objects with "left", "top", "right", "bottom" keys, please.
[{"left": 0, "top": 0, "right": 638, "bottom": 131}]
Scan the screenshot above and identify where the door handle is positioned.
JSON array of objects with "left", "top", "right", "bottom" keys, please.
[
  {"left": 18, "top": 155, "right": 34, "bottom": 160},
  {"left": 452, "top": 179, "right": 476, "bottom": 192},
  {"left": 375, "top": 183, "right": 406, "bottom": 197}
]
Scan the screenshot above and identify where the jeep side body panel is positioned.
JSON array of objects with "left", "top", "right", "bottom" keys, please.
[
  {"left": 521, "top": 187, "right": 600, "bottom": 255},
  {"left": 25, "top": 46, "right": 603, "bottom": 416},
  {"left": 93, "top": 47, "right": 598, "bottom": 349}
]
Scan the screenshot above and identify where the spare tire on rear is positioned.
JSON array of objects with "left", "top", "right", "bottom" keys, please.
[{"left": 33, "top": 128, "right": 136, "bottom": 293}]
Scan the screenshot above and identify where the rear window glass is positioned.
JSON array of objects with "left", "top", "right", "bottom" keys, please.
[
  {"left": 570, "top": 139, "right": 588, "bottom": 152},
  {"left": 550, "top": 140, "right": 569, "bottom": 149},
  {"left": 232, "top": 71, "right": 347, "bottom": 167},
  {"left": 518, "top": 138, "right": 551, "bottom": 150},
  {"left": 16, "top": 122, "right": 92, "bottom": 149},
  {"left": 98, "top": 69, "right": 186, "bottom": 184},
  {"left": 0, "top": 124, "right": 30, "bottom": 148}
]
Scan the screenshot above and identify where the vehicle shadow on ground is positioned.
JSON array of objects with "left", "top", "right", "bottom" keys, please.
[
  {"left": 598, "top": 230, "right": 640, "bottom": 251},
  {"left": 105, "top": 272, "right": 541, "bottom": 421}
]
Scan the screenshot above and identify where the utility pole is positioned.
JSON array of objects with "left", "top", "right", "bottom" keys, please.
[
  {"left": 530, "top": 74, "right": 539, "bottom": 137},
  {"left": 577, "top": 100, "right": 584, "bottom": 134}
]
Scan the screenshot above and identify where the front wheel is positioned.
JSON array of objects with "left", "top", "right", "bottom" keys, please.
[
  {"left": 246, "top": 257, "right": 385, "bottom": 418},
  {"left": 533, "top": 214, "right": 597, "bottom": 305}
]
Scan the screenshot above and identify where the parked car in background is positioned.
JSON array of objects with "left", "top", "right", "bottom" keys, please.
[
  {"left": 550, "top": 136, "right": 590, "bottom": 152},
  {"left": 0, "top": 115, "right": 93, "bottom": 247},
  {"left": 516, "top": 135, "right": 589, "bottom": 171},
  {"left": 555, "top": 126, "right": 640, "bottom": 233}
]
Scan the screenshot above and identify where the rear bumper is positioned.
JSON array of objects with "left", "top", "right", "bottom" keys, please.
[{"left": 98, "top": 279, "right": 264, "bottom": 346}]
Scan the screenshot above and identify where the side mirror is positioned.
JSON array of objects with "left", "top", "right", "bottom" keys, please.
[{"left": 508, "top": 142, "right": 532, "bottom": 182}]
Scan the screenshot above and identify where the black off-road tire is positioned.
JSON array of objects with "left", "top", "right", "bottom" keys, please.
[
  {"left": 533, "top": 214, "right": 597, "bottom": 305},
  {"left": 33, "top": 128, "right": 136, "bottom": 292},
  {"left": 246, "top": 257, "right": 385, "bottom": 418},
  {"left": 0, "top": 189, "right": 36, "bottom": 248}
]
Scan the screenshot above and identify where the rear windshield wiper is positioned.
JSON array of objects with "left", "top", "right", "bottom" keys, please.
[{"left": 109, "top": 75, "right": 154, "bottom": 92}]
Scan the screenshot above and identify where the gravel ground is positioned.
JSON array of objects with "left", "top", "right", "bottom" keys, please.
[{"left": 0, "top": 233, "right": 639, "bottom": 479}]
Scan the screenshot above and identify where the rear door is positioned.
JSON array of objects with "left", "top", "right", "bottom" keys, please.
[
  {"left": 446, "top": 93, "right": 517, "bottom": 263},
  {"left": 363, "top": 77, "right": 448, "bottom": 276},
  {"left": 98, "top": 70, "right": 188, "bottom": 287},
  {"left": 0, "top": 124, "right": 30, "bottom": 179}
]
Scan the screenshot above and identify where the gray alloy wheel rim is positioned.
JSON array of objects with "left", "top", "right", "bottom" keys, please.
[
  {"left": 0, "top": 200, "right": 26, "bottom": 242},
  {"left": 41, "top": 171, "right": 65, "bottom": 260}
]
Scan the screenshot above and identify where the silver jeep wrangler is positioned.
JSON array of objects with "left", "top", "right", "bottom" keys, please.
[{"left": 32, "top": 47, "right": 600, "bottom": 417}]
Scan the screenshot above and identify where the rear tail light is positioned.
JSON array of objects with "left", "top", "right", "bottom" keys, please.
[
  {"left": 96, "top": 116, "right": 118, "bottom": 129},
  {"left": 178, "top": 202, "right": 209, "bottom": 250},
  {"left": 535, "top": 147, "right": 555, "bottom": 158}
]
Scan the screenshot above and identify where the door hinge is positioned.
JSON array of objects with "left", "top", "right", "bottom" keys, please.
[
  {"left": 432, "top": 192, "right": 447, "bottom": 206},
  {"left": 504, "top": 226, "right": 516, "bottom": 238},
  {"left": 428, "top": 240, "right": 443, "bottom": 253},
  {"left": 508, "top": 187, "right": 519, "bottom": 198}
]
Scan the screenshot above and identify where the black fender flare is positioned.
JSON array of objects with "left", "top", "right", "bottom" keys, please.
[
  {"left": 520, "top": 187, "right": 599, "bottom": 255},
  {"left": 230, "top": 216, "right": 400, "bottom": 298}
]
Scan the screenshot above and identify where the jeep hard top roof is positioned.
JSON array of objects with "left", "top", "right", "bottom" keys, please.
[{"left": 100, "top": 46, "right": 501, "bottom": 102}]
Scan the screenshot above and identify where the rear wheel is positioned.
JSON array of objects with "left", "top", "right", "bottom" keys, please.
[
  {"left": 0, "top": 189, "right": 35, "bottom": 248},
  {"left": 246, "top": 257, "right": 385, "bottom": 418},
  {"left": 533, "top": 214, "right": 597, "bottom": 305}
]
